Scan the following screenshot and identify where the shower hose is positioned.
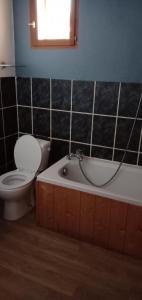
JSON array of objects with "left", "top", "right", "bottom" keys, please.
[{"left": 79, "top": 94, "right": 142, "bottom": 188}]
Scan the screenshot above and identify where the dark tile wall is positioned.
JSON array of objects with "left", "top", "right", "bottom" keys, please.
[
  {"left": 0, "top": 77, "right": 18, "bottom": 175},
  {"left": 16, "top": 78, "right": 142, "bottom": 166},
  {"left": 1, "top": 76, "right": 141, "bottom": 177}
]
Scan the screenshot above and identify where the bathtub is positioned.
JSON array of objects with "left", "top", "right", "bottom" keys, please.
[{"left": 37, "top": 156, "right": 142, "bottom": 207}]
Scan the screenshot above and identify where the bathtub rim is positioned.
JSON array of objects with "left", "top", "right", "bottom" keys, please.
[{"left": 37, "top": 156, "right": 142, "bottom": 207}]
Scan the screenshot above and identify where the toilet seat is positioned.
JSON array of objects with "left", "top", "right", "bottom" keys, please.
[
  {"left": 0, "top": 135, "right": 42, "bottom": 192},
  {"left": 0, "top": 170, "right": 35, "bottom": 191},
  {"left": 14, "top": 135, "right": 42, "bottom": 173}
]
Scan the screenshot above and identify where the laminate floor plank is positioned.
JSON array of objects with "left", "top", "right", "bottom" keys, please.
[{"left": 0, "top": 212, "right": 142, "bottom": 299}]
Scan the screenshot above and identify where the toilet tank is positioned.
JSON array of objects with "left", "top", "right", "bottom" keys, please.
[{"left": 36, "top": 139, "right": 51, "bottom": 173}]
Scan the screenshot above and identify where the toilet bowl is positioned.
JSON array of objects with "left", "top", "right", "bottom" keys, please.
[
  {"left": 0, "top": 170, "right": 34, "bottom": 200},
  {"left": 0, "top": 135, "right": 50, "bottom": 220}
]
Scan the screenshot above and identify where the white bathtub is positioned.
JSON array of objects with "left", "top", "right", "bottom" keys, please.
[{"left": 37, "top": 156, "right": 142, "bottom": 206}]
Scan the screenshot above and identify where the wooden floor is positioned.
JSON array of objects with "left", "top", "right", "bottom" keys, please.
[{"left": 0, "top": 212, "right": 142, "bottom": 300}]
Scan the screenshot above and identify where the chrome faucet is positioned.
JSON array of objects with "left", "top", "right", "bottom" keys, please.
[
  {"left": 66, "top": 153, "right": 76, "bottom": 160},
  {"left": 66, "top": 149, "right": 84, "bottom": 161}
]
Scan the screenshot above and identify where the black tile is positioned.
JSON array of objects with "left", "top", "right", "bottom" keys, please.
[
  {"left": 72, "top": 80, "right": 94, "bottom": 113},
  {"left": 114, "top": 150, "right": 138, "bottom": 165},
  {"left": 18, "top": 107, "right": 32, "bottom": 134},
  {"left": 32, "top": 78, "right": 50, "bottom": 108},
  {"left": 91, "top": 146, "right": 113, "bottom": 160},
  {"left": 0, "top": 165, "right": 6, "bottom": 175},
  {"left": 17, "top": 77, "right": 31, "bottom": 106},
  {"left": 49, "top": 140, "right": 69, "bottom": 165},
  {"left": 18, "top": 133, "right": 26, "bottom": 137},
  {"left": 94, "top": 81, "right": 119, "bottom": 115},
  {"left": 138, "top": 154, "right": 142, "bottom": 166},
  {"left": 118, "top": 83, "right": 142, "bottom": 118},
  {"left": 0, "top": 140, "right": 5, "bottom": 166},
  {"left": 3, "top": 107, "right": 18, "bottom": 136},
  {"left": 0, "top": 80, "right": 2, "bottom": 108},
  {"left": 33, "top": 108, "right": 50, "bottom": 137},
  {"left": 92, "top": 116, "right": 116, "bottom": 147},
  {"left": 52, "top": 111, "right": 70, "bottom": 140},
  {"left": 5, "top": 135, "right": 17, "bottom": 163},
  {"left": 0, "top": 110, "right": 4, "bottom": 138},
  {"left": 115, "top": 118, "right": 141, "bottom": 151},
  {"left": 52, "top": 79, "right": 71, "bottom": 110},
  {"left": 6, "top": 161, "right": 16, "bottom": 172},
  {"left": 1, "top": 77, "right": 16, "bottom": 107},
  {"left": 71, "top": 142, "right": 90, "bottom": 156},
  {"left": 71, "top": 113, "right": 92, "bottom": 144}
]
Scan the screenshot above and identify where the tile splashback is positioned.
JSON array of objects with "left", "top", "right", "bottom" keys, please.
[
  {"left": 0, "top": 76, "right": 142, "bottom": 175},
  {"left": 16, "top": 77, "right": 142, "bottom": 166},
  {"left": 0, "top": 77, "right": 17, "bottom": 174}
]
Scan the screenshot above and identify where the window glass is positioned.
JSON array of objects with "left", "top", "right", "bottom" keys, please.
[
  {"left": 36, "top": 0, "right": 72, "bottom": 40},
  {"left": 30, "top": 0, "right": 78, "bottom": 48}
]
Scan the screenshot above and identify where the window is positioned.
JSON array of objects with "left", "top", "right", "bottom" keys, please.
[{"left": 30, "top": 0, "right": 78, "bottom": 48}]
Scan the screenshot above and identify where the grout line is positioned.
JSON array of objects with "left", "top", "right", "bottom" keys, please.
[
  {"left": 69, "top": 80, "right": 73, "bottom": 153},
  {"left": 15, "top": 104, "right": 142, "bottom": 121},
  {"left": 17, "top": 132, "right": 142, "bottom": 154},
  {"left": 2, "top": 105, "right": 17, "bottom": 110},
  {"left": 18, "top": 104, "right": 50, "bottom": 110},
  {"left": 137, "top": 121, "right": 142, "bottom": 165},
  {"left": 71, "top": 110, "right": 93, "bottom": 116},
  {"left": 91, "top": 144, "right": 112, "bottom": 149},
  {"left": 114, "top": 147, "right": 138, "bottom": 154},
  {"left": 31, "top": 78, "right": 33, "bottom": 135},
  {"left": 90, "top": 81, "right": 96, "bottom": 156},
  {"left": 112, "top": 82, "right": 121, "bottom": 160},
  {"left": 0, "top": 133, "right": 17, "bottom": 140},
  {"left": 19, "top": 131, "right": 50, "bottom": 140},
  {"left": 19, "top": 133, "right": 142, "bottom": 153},
  {"left": 50, "top": 137, "right": 73, "bottom": 143},
  {"left": 58, "top": 139, "right": 142, "bottom": 153},
  {"left": 16, "top": 105, "right": 142, "bottom": 120},
  {"left": 71, "top": 140, "right": 91, "bottom": 146},
  {"left": 93, "top": 114, "right": 142, "bottom": 121},
  {"left": 15, "top": 77, "right": 19, "bottom": 137}
]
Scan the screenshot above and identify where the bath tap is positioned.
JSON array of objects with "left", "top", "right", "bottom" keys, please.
[
  {"left": 75, "top": 149, "right": 84, "bottom": 160},
  {"left": 66, "top": 153, "right": 76, "bottom": 160},
  {"left": 66, "top": 149, "right": 84, "bottom": 161}
]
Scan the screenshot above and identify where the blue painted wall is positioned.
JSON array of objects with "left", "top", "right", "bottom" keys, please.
[{"left": 13, "top": 0, "right": 142, "bottom": 82}]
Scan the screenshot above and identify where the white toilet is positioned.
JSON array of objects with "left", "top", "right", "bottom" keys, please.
[{"left": 0, "top": 135, "right": 50, "bottom": 221}]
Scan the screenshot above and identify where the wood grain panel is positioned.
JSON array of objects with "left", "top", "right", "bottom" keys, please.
[
  {"left": 108, "top": 200, "right": 128, "bottom": 252},
  {"left": 36, "top": 182, "right": 55, "bottom": 230},
  {"left": 54, "top": 186, "right": 80, "bottom": 238},
  {"left": 36, "top": 182, "right": 142, "bottom": 259},
  {"left": 125, "top": 204, "right": 142, "bottom": 258},
  {"left": 80, "top": 193, "right": 96, "bottom": 243},
  {"left": 94, "top": 196, "right": 111, "bottom": 248}
]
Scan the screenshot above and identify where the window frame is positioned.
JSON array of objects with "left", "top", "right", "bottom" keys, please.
[{"left": 29, "top": 0, "right": 78, "bottom": 48}]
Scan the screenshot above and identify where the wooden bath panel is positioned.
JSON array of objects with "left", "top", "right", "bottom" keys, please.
[{"left": 36, "top": 181, "right": 142, "bottom": 259}]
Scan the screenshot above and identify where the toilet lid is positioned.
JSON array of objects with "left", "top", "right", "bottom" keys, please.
[{"left": 14, "top": 135, "right": 42, "bottom": 173}]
